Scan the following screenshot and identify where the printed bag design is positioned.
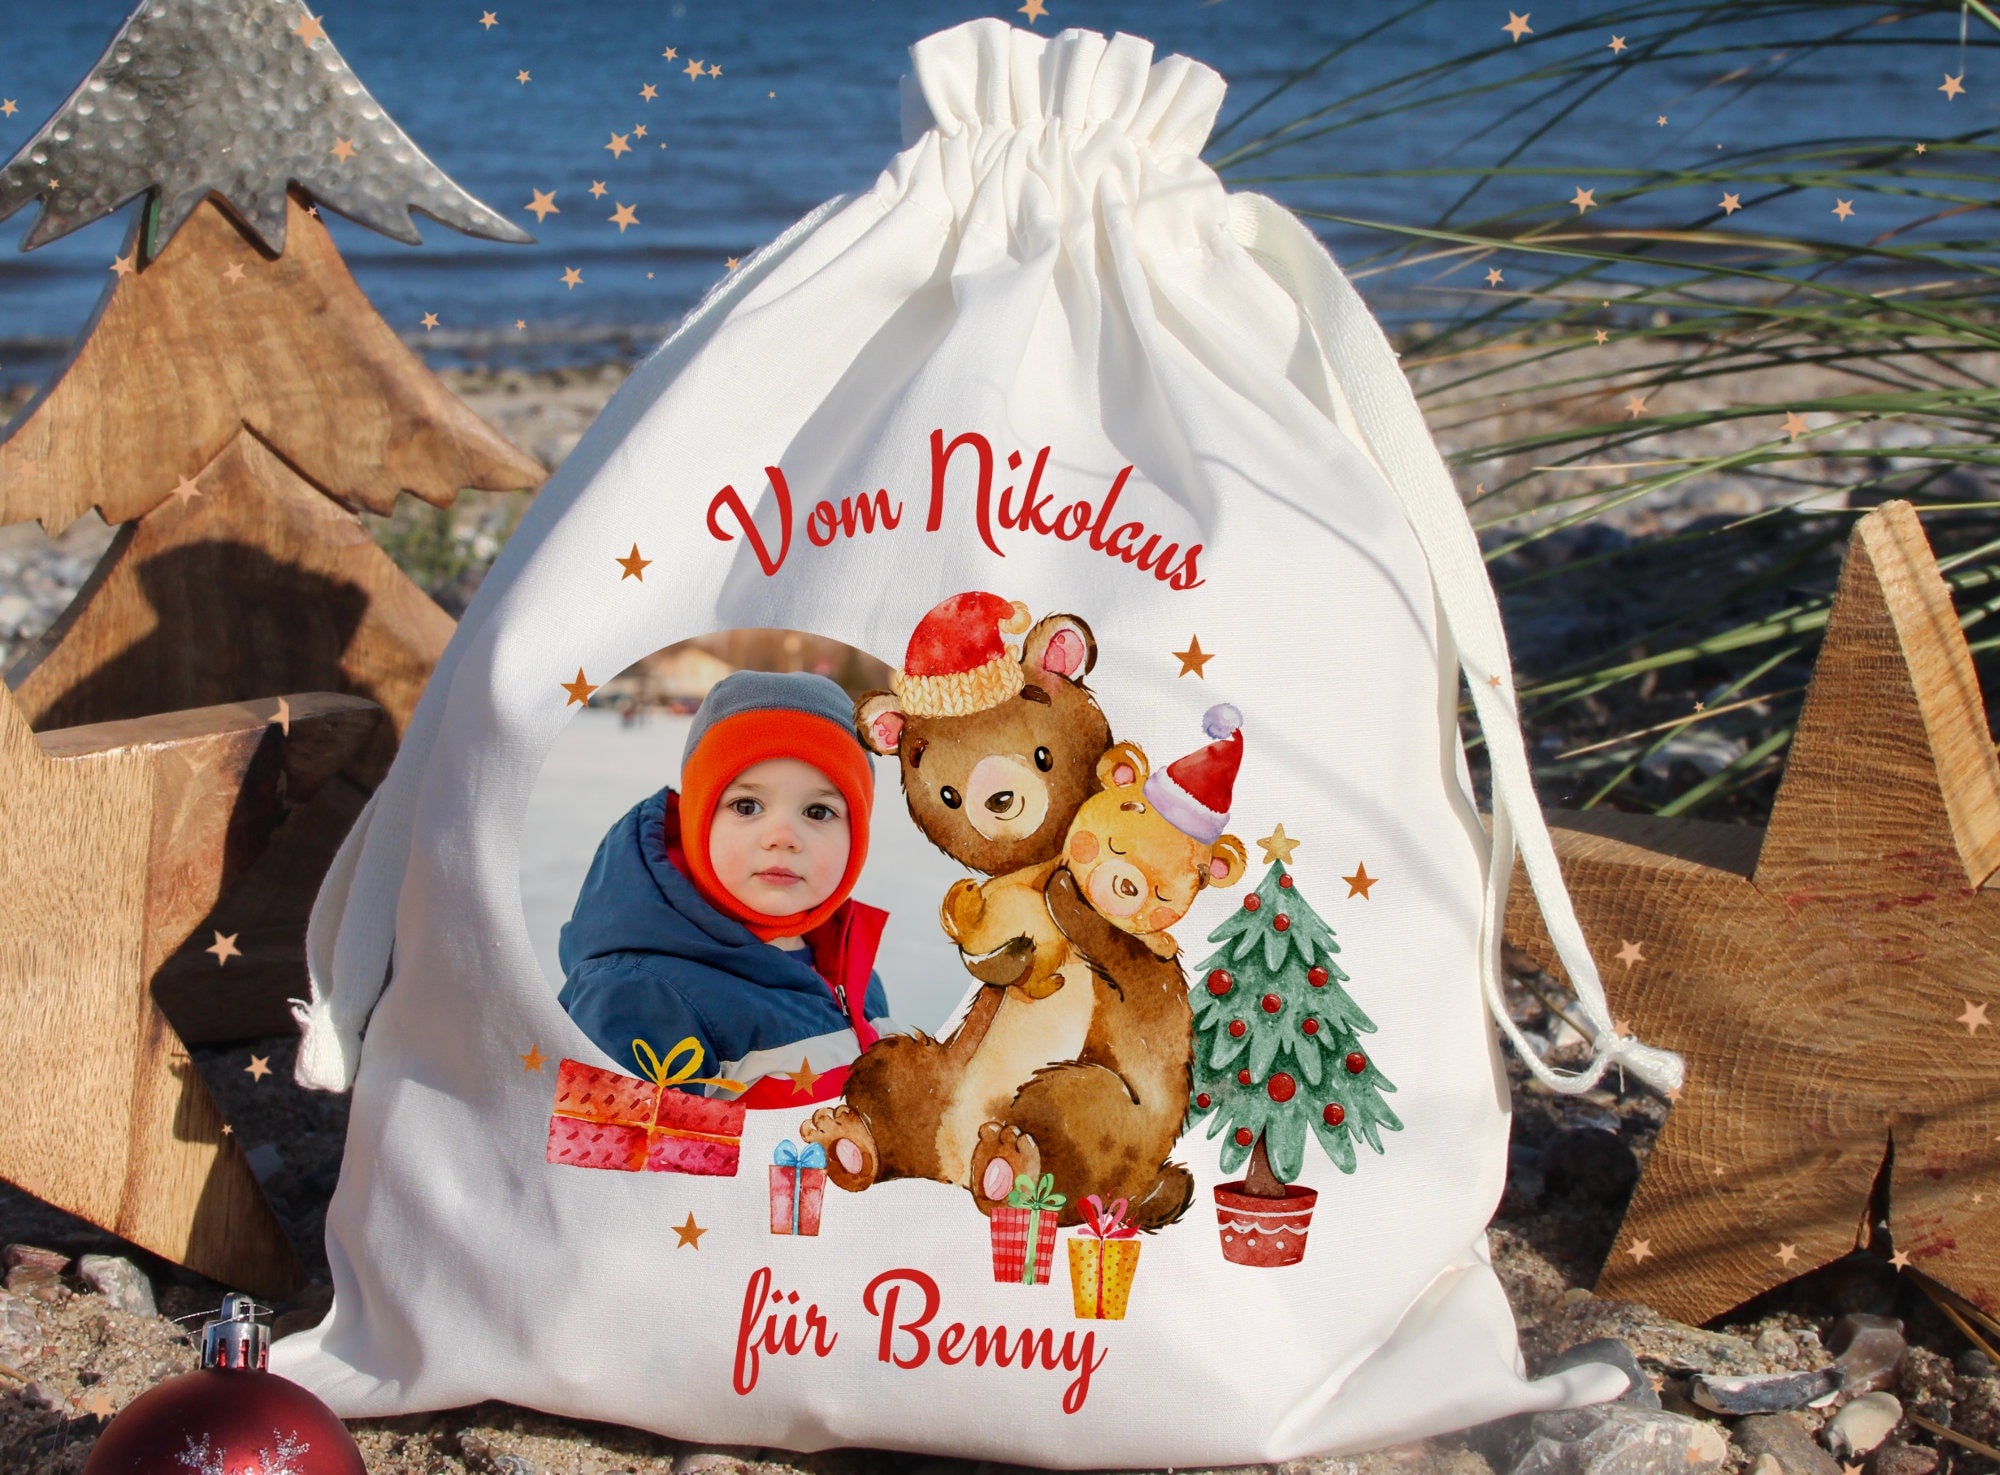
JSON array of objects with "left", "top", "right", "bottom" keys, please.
[{"left": 276, "top": 18, "right": 1683, "bottom": 1469}]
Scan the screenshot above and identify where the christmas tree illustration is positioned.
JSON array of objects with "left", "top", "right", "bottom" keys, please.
[
  {"left": 1190, "top": 840, "right": 1400, "bottom": 1265},
  {"left": 0, "top": 0, "right": 545, "bottom": 1039}
]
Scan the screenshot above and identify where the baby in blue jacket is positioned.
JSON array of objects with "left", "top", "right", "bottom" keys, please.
[{"left": 558, "top": 670, "right": 896, "bottom": 1107}]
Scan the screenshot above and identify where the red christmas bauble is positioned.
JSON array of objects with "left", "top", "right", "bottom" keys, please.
[
  {"left": 1302, "top": 1018, "right": 1320, "bottom": 1036},
  {"left": 1207, "top": 969, "right": 1233, "bottom": 996},
  {"left": 1260, "top": 993, "right": 1281, "bottom": 1014},
  {"left": 1234, "top": 1127, "right": 1254, "bottom": 1147},
  {"left": 1236, "top": 1068, "right": 1252, "bottom": 1085},
  {"left": 1346, "top": 1051, "right": 1368, "bottom": 1074},
  {"left": 83, "top": 1298, "right": 363, "bottom": 1475},
  {"left": 1323, "top": 1103, "right": 1346, "bottom": 1126},
  {"left": 1267, "top": 1072, "right": 1297, "bottom": 1103},
  {"left": 1278, "top": 873, "right": 1294, "bottom": 889},
  {"left": 1274, "top": 914, "right": 1290, "bottom": 932},
  {"left": 1228, "top": 1019, "right": 1247, "bottom": 1038},
  {"left": 1308, "top": 965, "right": 1328, "bottom": 987},
  {"left": 1243, "top": 893, "right": 1261, "bottom": 911},
  {"left": 1195, "top": 1092, "right": 1212, "bottom": 1108}
]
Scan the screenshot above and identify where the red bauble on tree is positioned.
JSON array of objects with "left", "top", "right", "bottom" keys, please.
[
  {"left": 1267, "top": 1072, "right": 1296, "bottom": 1103},
  {"left": 84, "top": 1296, "right": 364, "bottom": 1475},
  {"left": 1207, "top": 969, "right": 1233, "bottom": 996},
  {"left": 1274, "top": 914, "right": 1290, "bottom": 932}
]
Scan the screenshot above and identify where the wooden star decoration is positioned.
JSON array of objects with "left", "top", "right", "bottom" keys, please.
[
  {"left": 1502, "top": 501, "right": 2000, "bottom": 1325},
  {"left": 1174, "top": 636, "right": 1212, "bottom": 678}
]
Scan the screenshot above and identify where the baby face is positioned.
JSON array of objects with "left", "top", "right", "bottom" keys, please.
[{"left": 708, "top": 757, "right": 852, "bottom": 917}]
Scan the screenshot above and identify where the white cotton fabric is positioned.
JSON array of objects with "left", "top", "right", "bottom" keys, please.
[{"left": 274, "top": 19, "right": 1681, "bottom": 1465}]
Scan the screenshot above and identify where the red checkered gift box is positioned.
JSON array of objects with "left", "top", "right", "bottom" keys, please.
[
  {"left": 546, "top": 1038, "right": 748, "bottom": 1176},
  {"left": 987, "top": 1172, "right": 1064, "bottom": 1284}
]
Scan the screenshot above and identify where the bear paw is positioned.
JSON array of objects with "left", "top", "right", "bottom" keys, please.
[
  {"left": 801, "top": 1105, "right": 880, "bottom": 1193},
  {"left": 969, "top": 1121, "right": 1042, "bottom": 1216}
]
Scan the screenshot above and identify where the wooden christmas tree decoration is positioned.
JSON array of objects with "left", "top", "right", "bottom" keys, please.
[
  {"left": 1502, "top": 499, "right": 2000, "bottom": 1325},
  {"left": 0, "top": 681, "right": 381, "bottom": 1297},
  {"left": 0, "top": 0, "right": 544, "bottom": 1035}
]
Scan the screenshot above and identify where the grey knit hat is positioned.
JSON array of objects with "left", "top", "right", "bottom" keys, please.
[{"left": 681, "top": 669, "right": 869, "bottom": 770}]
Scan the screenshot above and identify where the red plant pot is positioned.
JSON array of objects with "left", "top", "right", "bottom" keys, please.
[{"left": 1213, "top": 1180, "right": 1318, "bottom": 1267}]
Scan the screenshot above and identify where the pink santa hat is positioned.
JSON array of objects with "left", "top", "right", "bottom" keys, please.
[{"left": 1144, "top": 704, "right": 1243, "bottom": 844}]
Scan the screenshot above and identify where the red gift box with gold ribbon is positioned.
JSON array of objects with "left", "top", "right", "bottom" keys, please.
[{"left": 546, "top": 1037, "right": 747, "bottom": 1176}]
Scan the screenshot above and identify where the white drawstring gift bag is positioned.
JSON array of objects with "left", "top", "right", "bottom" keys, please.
[{"left": 274, "top": 17, "right": 1684, "bottom": 1466}]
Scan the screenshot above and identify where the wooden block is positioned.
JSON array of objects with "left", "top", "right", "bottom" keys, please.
[{"left": 1502, "top": 499, "right": 2000, "bottom": 1324}]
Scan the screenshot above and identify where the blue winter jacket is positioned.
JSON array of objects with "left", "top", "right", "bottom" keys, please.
[{"left": 557, "top": 787, "right": 894, "bottom": 1099}]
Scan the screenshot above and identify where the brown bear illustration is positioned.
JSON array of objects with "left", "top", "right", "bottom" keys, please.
[{"left": 800, "top": 591, "right": 1196, "bottom": 1230}]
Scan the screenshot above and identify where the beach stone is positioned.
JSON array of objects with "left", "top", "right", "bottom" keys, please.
[
  {"left": 1688, "top": 1366, "right": 1839, "bottom": 1414},
  {"left": 1867, "top": 1444, "right": 1938, "bottom": 1475},
  {"left": 1506, "top": 1402, "right": 1726, "bottom": 1475},
  {"left": 0, "top": 1289, "right": 39, "bottom": 1364},
  {"left": 78, "top": 1254, "right": 154, "bottom": 1316},
  {"left": 1828, "top": 1313, "right": 1905, "bottom": 1394},
  {"left": 1520, "top": 1297, "right": 1766, "bottom": 1377},
  {"left": 1956, "top": 1347, "right": 1996, "bottom": 1377},
  {"left": 2, "top": 1245, "right": 66, "bottom": 1274},
  {"left": 1280, "top": 1438, "right": 1495, "bottom": 1473},
  {"left": 1748, "top": 1456, "right": 1784, "bottom": 1475},
  {"left": 1734, "top": 1413, "right": 1844, "bottom": 1475},
  {"left": 1539, "top": 1338, "right": 1659, "bottom": 1409},
  {"left": 4, "top": 1262, "right": 67, "bottom": 1304},
  {"left": 1825, "top": 1392, "right": 1903, "bottom": 1459}
]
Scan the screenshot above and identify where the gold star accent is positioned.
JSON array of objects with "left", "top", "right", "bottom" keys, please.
[
  {"left": 1257, "top": 825, "right": 1299, "bottom": 867},
  {"left": 561, "top": 669, "right": 598, "bottom": 706},
  {"left": 1503, "top": 11, "right": 1533, "bottom": 42},
  {"left": 1719, "top": 192, "right": 1742, "bottom": 214},
  {"left": 785, "top": 1058, "right": 824, "bottom": 1094},
  {"left": 206, "top": 931, "right": 241, "bottom": 965},
  {"left": 420, "top": 311, "right": 440, "bottom": 330},
  {"left": 708, "top": 64, "right": 722, "bottom": 79},
  {"left": 307, "top": 205, "right": 319, "bottom": 218},
  {"left": 1616, "top": 939, "right": 1645, "bottom": 967},
  {"left": 1487, "top": 673, "right": 1503, "bottom": 687},
  {"left": 641, "top": 83, "right": 658, "bottom": 101},
  {"left": 1657, "top": 115, "right": 1668, "bottom": 127},
  {"left": 1774, "top": 1241, "right": 1799, "bottom": 1266},
  {"left": 1961, "top": 999, "right": 1990, "bottom": 1034},
  {"left": 1782, "top": 410, "right": 1809, "bottom": 440},
  {"left": 1693, "top": 699, "right": 1705, "bottom": 712},
  {"left": 685, "top": 58, "right": 706, "bottom": 80},
  {"left": 609, "top": 202, "right": 639, "bottom": 232},
  {"left": 271, "top": 696, "right": 292, "bottom": 736},
  {"left": 330, "top": 137, "right": 357, "bottom": 163},
  {"left": 0, "top": 101, "right": 16, "bottom": 117},
  {"left": 1593, "top": 329, "right": 1609, "bottom": 344},
  {"left": 1485, "top": 267, "right": 1503, "bottom": 286},
  {"left": 77, "top": 1391, "right": 115, "bottom": 1419},
  {"left": 520, "top": 1045, "right": 546, "bottom": 1072},
  {"left": 245, "top": 1055, "right": 271, "bottom": 1080},
  {"left": 1174, "top": 636, "right": 1212, "bottom": 678},
  {"left": 1020, "top": 0, "right": 1049, "bottom": 18},
  {"left": 1570, "top": 186, "right": 1596, "bottom": 213},
  {"left": 616, "top": 545, "right": 651, "bottom": 580},
  {"left": 1626, "top": 1237, "right": 1652, "bottom": 1262},
  {"left": 516, "top": 70, "right": 531, "bottom": 84},
  {"left": 1344, "top": 862, "right": 1377, "bottom": 900},
  {"left": 110, "top": 250, "right": 136, "bottom": 277},
  {"left": 663, "top": 46, "right": 677, "bottom": 60},
  {"left": 1666, "top": 1084, "right": 1684, "bottom": 1104},
  {"left": 525, "top": 189, "right": 559, "bottom": 222},
  {"left": 561, "top": 266, "right": 584, "bottom": 288},
  {"left": 221, "top": 1124, "right": 233, "bottom": 1136},
  {"left": 1607, "top": 34, "right": 1626, "bottom": 53},
  {"left": 1916, "top": 142, "right": 1927, "bottom": 153},
  {"left": 1940, "top": 72, "right": 1966, "bottom": 100},
  {"left": 725, "top": 256, "right": 740, "bottom": 271},
  {"left": 1832, "top": 198, "right": 1855, "bottom": 220},
  {"left": 222, "top": 261, "right": 245, "bottom": 284},
  {"left": 588, "top": 180, "right": 608, "bottom": 199},
  {"left": 605, "top": 132, "right": 631, "bottom": 158},
  {"left": 515, "top": 320, "right": 526, "bottom": 330},
  {"left": 1624, "top": 393, "right": 1648, "bottom": 418},
  {"left": 633, "top": 124, "right": 648, "bottom": 139},
  {"left": 479, "top": 10, "right": 498, "bottom": 27},
  {"left": 1889, "top": 1248, "right": 1912, "bottom": 1269},
  {"left": 168, "top": 474, "right": 203, "bottom": 506},
  {"left": 674, "top": 1212, "right": 707, "bottom": 1248},
  {"left": 293, "top": 9, "right": 327, "bottom": 45}
]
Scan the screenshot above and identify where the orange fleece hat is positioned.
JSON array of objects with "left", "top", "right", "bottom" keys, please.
[{"left": 675, "top": 671, "right": 875, "bottom": 942}]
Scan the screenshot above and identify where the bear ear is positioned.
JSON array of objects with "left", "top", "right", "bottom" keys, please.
[
  {"left": 1096, "top": 741, "right": 1148, "bottom": 790},
  {"left": 854, "top": 691, "right": 906, "bottom": 755},
  {"left": 1021, "top": 613, "right": 1096, "bottom": 684},
  {"left": 1207, "top": 835, "right": 1249, "bottom": 889}
]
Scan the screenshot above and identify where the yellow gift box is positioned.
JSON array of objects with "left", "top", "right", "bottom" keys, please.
[{"left": 1066, "top": 1194, "right": 1141, "bottom": 1320}]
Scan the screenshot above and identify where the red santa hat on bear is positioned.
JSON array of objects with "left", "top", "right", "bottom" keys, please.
[
  {"left": 892, "top": 591, "right": 1033, "bottom": 718},
  {"left": 1144, "top": 704, "right": 1243, "bottom": 845}
]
